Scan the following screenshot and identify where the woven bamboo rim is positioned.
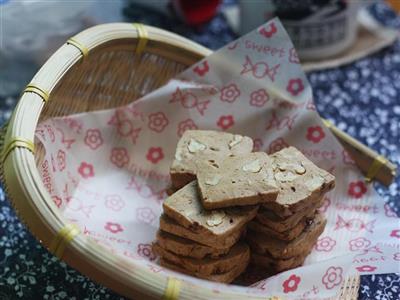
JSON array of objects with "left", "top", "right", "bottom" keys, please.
[{"left": 0, "top": 23, "right": 360, "bottom": 299}]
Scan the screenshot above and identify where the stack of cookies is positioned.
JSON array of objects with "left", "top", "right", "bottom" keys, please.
[
  {"left": 155, "top": 181, "right": 258, "bottom": 283},
  {"left": 247, "top": 147, "right": 335, "bottom": 273},
  {"left": 153, "top": 130, "right": 335, "bottom": 283}
]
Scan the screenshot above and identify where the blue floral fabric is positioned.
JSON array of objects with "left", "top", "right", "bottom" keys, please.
[{"left": 0, "top": 1, "right": 399, "bottom": 299}]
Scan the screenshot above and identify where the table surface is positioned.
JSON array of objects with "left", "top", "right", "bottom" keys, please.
[{"left": 0, "top": 2, "right": 399, "bottom": 299}]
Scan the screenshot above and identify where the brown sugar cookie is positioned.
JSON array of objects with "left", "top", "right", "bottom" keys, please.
[
  {"left": 256, "top": 196, "right": 324, "bottom": 233},
  {"left": 248, "top": 214, "right": 313, "bottom": 241},
  {"left": 155, "top": 230, "right": 230, "bottom": 259},
  {"left": 170, "top": 130, "right": 253, "bottom": 189},
  {"left": 263, "top": 147, "right": 335, "bottom": 217},
  {"left": 159, "top": 256, "right": 249, "bottom": 283},
  {"left": 250, "top": 250, "right": 310, "bottom": 272},
  {"left": 153, "top": 242, "right": 249, "bottom": 275},
  {"left": 233, "top": 265, "right": 276, "bottom": 286},
  {"left": 162, "top": 181, "right": 258, "bottom": 246},
  {"left": 247, "top": 211, "right": 326, "bottom": 259},
  {"left": 159, "top": 214, "right": 246, "bottom": 249},
  {"left": 196, "top": 152, "right": 279, "bottom": 209}
]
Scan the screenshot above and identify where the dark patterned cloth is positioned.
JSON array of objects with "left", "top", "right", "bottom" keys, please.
[{"left": 0, "top": 2, "right": 399, "bottom": 299}]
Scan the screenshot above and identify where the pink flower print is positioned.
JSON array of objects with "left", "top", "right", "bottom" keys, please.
[
  {"left": 177, "top": 119, "right": 198, "bottom": 137},
  {"left": 259, "top": 22, "right": 277, "bottom": 38},
  {"left": 148, "top": 112, "right": 169, "bottom": 133},
  {"left": 217, "top": 115, "right": 234, "bottom": 131},
  {"left": 393, "top": 252, "right": 400, "bottom": 261},
  {"left": 57, "top": 149, "right": 66, "bottom": 171},
  {"left": 104, "top": 222, "right": 124, "bottom": 234},
  {"left": 52, "top": 196, "right": 62, "bottom": 208},
  {"left": 322, "top": 266, "right": 343, "bottom": 290},
  {"left": 384, "top": 203, "right": 397, "bottom": 218},
  {"left": 84, "top": 129, "right": 103, "bottom": 150},
  {"left": 348, "top": 181, "right": 367, "bottom": 199},
  {"left": 110, "top": 147, "right": 129, "bottom": 168},
  {"left": 193, "top": 61, "right": 209, "bottom": 76},
  {"left": 286, "top": 78, "right": 304, "bottom": 96},
  {"left": 104, "top": 195, "right": 125, "bottom": 211},
  {"left": 137, "top": 243, "right": 157, "bottom": 261},
  {"left": 136, "top": 207, "right": 156, "bottom": 224},
  {"left": 356, "top": 265, "right": 377, "bottom": 273},
  {"left": 78, "top": 162, "right": 94, "bottom": 179},
  {"left": 282, "top": 274, "right": 301, "bottom": 293},
  {"left": 390, "top": 229, "right": 400, "bottom": 239},
  {"left": 315, "top": 236, "right": 336, "bottom": 252},
  {"left": 253, "top": 138, "right": 263, "bottom": 152},
  {"left": 349, "top": 237, "right": 371, "bottom": 251},
  {"left": 146, "top": 147, "right": 164, "bottom": 164},
  {"left": 250, "top": 89, "right": 270, "bottom": 107},
  {"left": 268, "top": 137, "right": 289, "bottom": 154},
  {"left": 306, "top": 126, "right": 325, "bottom": 143},
  {"left": 220, "top": 84, "right": 240, "bottom": 103}
]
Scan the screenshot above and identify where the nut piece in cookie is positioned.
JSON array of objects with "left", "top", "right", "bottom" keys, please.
[
  {"left": 170, "top": 130, "right": 253, "bottom": 189},
  {"left": 197, "top": 152, "right": 279, "bottom": 209},
  {"left": 263, "top": 147, "right": 335, "bottom": 217}
]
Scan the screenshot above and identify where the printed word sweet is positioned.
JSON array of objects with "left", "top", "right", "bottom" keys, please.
[
  {"left": 127, "top": 162, "right": 170, "bottom": 182},
  {"left": 244, "top": 40, "right": 285, "bottom": 57},
  {"left": 83, "top": 227, "right": 132, "bottom": 245},
  {"left": 41, "top": 160, "right": 53, "bottom": 195},
  {"left": 377, "top": 242, "right": 400, "bottom": 249},
  {"left": 299, "top": 148, "right": 337, "bottom": 160},
  {"left": 335, "top": 203, "right": 379, "bottom": 214},
  {"left": 353, "top": 256, "right": 386, "bottom": 264}
]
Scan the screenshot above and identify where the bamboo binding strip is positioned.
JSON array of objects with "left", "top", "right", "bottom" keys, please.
[
  {"left": 0, "top": 22, "right": 380, "bottom": 299},
  {"left": 49, "top": 223, "right": 81, "bottom": 259},
  {"left": 23, "top": 84, "right": 50, "bottom": 103},
  {"left": 2, "top": 137, "right": 35, "bottom": 162},
  {"left": 67, "top": 38, "right": 89, "bottom": 60}
]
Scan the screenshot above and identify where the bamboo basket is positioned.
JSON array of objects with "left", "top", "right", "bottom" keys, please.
[{"left": 0, "top": 23, "right": 386, "bottom": 300}]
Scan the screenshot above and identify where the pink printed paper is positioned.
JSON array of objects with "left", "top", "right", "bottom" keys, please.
[{"left": 35, "top": 18, "right": 400, "bottom": 299}]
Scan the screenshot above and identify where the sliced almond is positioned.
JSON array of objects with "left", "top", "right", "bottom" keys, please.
[
  {"left": 276, "top": 161, "right": 304, "bottom": 172},
  {"left": 229, "top": 135, "right": 243, "bottom": 148},
  {"left": 276, "top": 162, "right": 289, "bottom": 171},
  {"left": 294, "top": 164, "right": 306, "bottom": 175},
  {"left": 242, "top": 159, "right": 261, "bottom": 173},
  {"left": 175, "top": 149, "right": 183, "bottom": 161},
  {"left": 305, "top": 175, "right": 325, "bottom": 191},
  {"left": 187, "top": 139, "right": 206, "bottom": 153},
  {"left": 205, "top": 175, "right": 221, "bottom": 186},
  {"left": 263, "top": 169, "right": 278, "bottom": 187},
  {"left": 274, "top": 171, "right": 298, "bottom": 182},
  {"left": 206, "top": 211, "right": 226, "bottom": 227}
]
